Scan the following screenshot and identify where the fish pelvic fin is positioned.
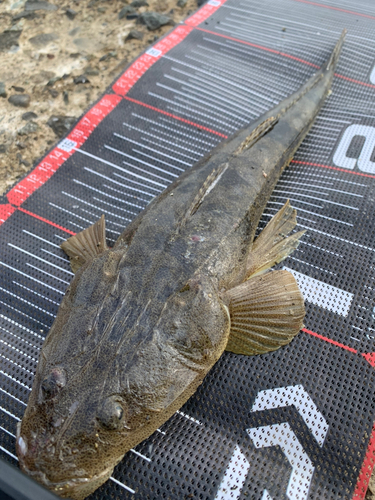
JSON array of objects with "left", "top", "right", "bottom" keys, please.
[
  {"left": 224, "top": 270, "right": 305, "bottom": 355},
  {"left": 61, "top": 215, "right": 108, "bottom": 273},
  {"left": 245, "top": 200, "right": 306, "bottom": 279}
]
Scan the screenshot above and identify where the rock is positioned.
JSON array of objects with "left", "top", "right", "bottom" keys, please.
[
  {"left": 63, "top": 91, "right": 69, "bottom": 104},
  {"left": 131, "top": 0, "right": 148, "bottom": 7},
  {"left": 69, "top": 27, "right": 81, "bottom": 36},
  {"left": 47, "top": 115, "right": 76, "bottom": 138},
  {"left": 0, "top": 30, "right": 22, "bottom": 52},
  {"left": 0, "top": 82, "right": 6, "bottom": 98},
  {"left": 97, "top": 6, "right": 106, "bottom": 12},
  {"left": 177, "top": 0, "right": 187, "bottom": 6},
  {"left": 84, "top": 65, "right": 99, "bottom": 76},
  {"left": 12, "top": 85, "right": 25, "bottom": 92},
  {"left": 138, "top": 12, "right": 173, "bottom": 30},
  {"left": 48, "top": 88, "right": 58, "bottom": 98},
  {"left": 126, "top": 29, "right": 144, "bottom": 41},
  {"left": 65, "top": 8, "right": 77, "bottom": 19},
  {"left": 22, "top": 111, "right": 38, "bottom": 120},
  {"left": 8, "top": 94, "right": 30, "bottom": 107},
  {"left": 126, "top": 13, "right": 139, "bottom": 19},
  {"left": 197, "top": 0, "right": 207, "bottom": 5},
  {"left": 18, "top": 121, "right": 38, "bottom": 135},
  {"left": 0, "top": 145, "right": 6, "bottom": 154},
  {"left": 16, "top": 141, "right": 27, "bottom": 148},
  {"left": 73, "top": 75, "right": 90, "bottom": 84},
  {"left": 99, "top": 51, "right": 116, "bottom": 62},
  {"left": 118, "top": 5, "right": 135, "bottom": 19},
  {"left": 13, "top": 11, "right": 38, "bottom": 20},
  {"left": 29, "top": 33, "right": 59, "bottom": 47},
  {"left": 25, "top": 0, "right": 57, "bottom": 11}
]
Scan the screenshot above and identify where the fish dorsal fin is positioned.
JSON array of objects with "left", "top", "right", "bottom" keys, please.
[
  {"left": 61, "top": 215, "right": 108, "bottom": 273},
  {"left": 234, "top": 116, "right": 278, "bottom": 155},
  {"left": 246, "top": 200, "right": 305, "bottom": 279},
  {"left": 224, "top": 270, "right": 304, "bottom": 355},
  {"left": 182, "top": 163, "right": 228, "bottom": 223}
]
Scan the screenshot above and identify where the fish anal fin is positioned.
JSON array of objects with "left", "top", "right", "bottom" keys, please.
[
  {"left": 234, "top": 116, "right": 279, "bottom": 155},
  {"left": 61, "top": 215, "right": 108, "bottom": 273},
  {"left": 224, "top": 270, "right": 305, "bottom": 355},
  {"left": 246, "top": 200, "right": 305, "bottom": 279}
]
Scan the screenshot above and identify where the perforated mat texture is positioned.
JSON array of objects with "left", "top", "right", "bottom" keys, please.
[{"left": 1, "top": 1, "right": 375, "bottom": 499}]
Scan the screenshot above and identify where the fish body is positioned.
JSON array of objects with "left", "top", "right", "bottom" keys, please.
[{"left": 16, "top": 32, "right": 345, "bottom": 499}]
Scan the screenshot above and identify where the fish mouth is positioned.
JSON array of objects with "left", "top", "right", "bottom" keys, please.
[
  {"left": 16, "top": 424, "right": 113, "bottom": 499},
  {"left": 19, "top": 460, "right": 114, "bottom": 499}
]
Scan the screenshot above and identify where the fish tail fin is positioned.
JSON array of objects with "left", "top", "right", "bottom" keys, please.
[
  {"left": 245, "top": 200, "right": 305, "bottom": 279},
  {"left": 224, "top": 270, "right": 305, "bottom": 355},
  {"left": 322, "top": 29, "right": 346, "bottom": 73}
]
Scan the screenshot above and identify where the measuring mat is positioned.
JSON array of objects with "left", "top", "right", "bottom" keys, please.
[{"left": 1, "top": 0, "right": 375, "bottom": 498}]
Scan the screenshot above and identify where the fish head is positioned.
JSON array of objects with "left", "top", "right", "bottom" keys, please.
[
  {"left": 16, "top": 249, "right": 134, "bottom": 499},
  {"left": 17, "top": 250, "right": 230, "bottom": 499}
]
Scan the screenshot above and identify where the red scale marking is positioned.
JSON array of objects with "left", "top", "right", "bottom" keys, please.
[
  {"left": 123, "top": 96, "right": 228, "bottom": 138},
  {"left": 18, "top": 208, "right": 75, "bottom": 236},
  {"left": 292, "top": 0, "right": 375, "bottom": 21},
  {"left": 6, "top": 94, "right": 121, "bottom": 207},
  {"left": 291, "top": 160, "right": 375, "bottom": 179},
  {"left": 112, "top": 25, "right": 194, "bottom": 96},
  {"left": 185, "top": 0, "right": 228, "bottom": 27},
  {"left": 0, "top": 204, "right": 16, "bottom": 224}
]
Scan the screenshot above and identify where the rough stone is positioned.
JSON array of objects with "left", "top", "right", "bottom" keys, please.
[
  {"left": 0, "top": 82, "right": 6, "bottom": 98},
  {"left": 0, "top": 145, "right": 6, "bottom": 154},
  {"left": 25, "top": 0, "right": 57, "bottom": 11},
  {"left": 131, "top": 0, "right": 149, "bottom": 7},
  {"left": 138, "top": 12, "right": 173, "bottom": 30},
  {"left": 47, "top": 115, "right": 77, "bottom": 138},
  {"left": 18, "top": 121, "right": 38, "bottom": 135},
  {"left": 0, "top": 30, "right": 22, "bottom": 52},
  {"left": 118, "top": 5, "right": 135, "bottom": 19},
  {"left": 196, "top": 0, "right": 207, "bottom": 5},
  {"left": 177, "top": 0, "right": 187, "bottom": 6},
  {"left": 126, "top": 29, "right": 144, "bottom": 41},
  {"left": 29, "top": 32, "right": 59, "bottom": 46},
  {"left": 84, "top": 65, "right": 99, "bottom": 76},
  {"left": 12, "top": 86, "right": 25, "bottom": 92},
  {"left": 22, "top": 111, "right": 38, "bottom": 120},
  {"left": 12, "top": 11, "right": 38, "bottom": 20},
  {"left": 74, "top": 75, "right": 90, "bottom": 84},
  {"left": 8, "top": 94, "right": 30, "bottom": 108},
  {"left": 65, "top": 8, "right": 77, "bottom": 19},
  {"left": 126, "top": 13, "right": 139, "bottom": 19}
]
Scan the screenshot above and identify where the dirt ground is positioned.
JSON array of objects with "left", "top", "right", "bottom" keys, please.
[
  {"left": 0, "top": 0, "right": 199, "bottom": 194},
  {"left": 1, "top": 0, "right": 375, "bottom": 498}
]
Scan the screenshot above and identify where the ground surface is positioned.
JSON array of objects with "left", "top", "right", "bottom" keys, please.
[{"left": 0, "top": 0, "right": 199, "bottom": 194}]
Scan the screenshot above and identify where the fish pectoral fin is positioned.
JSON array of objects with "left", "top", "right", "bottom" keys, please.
[
  {"left": 60, "top": 215, "right": 108, "bottom": 273},
  {"left": 224, "top": 270, "right": 304, "bottom": 355},
  {"left": 246, "top": 200, "right": 305, "bottom": 279}
]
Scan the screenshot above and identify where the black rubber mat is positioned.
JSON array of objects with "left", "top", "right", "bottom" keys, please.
[{"left": 1, "top": 1, "right": 375, "bottom": 499}]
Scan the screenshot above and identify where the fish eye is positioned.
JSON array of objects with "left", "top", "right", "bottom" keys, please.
[
  {"left": 97, "top": 397, "right": 124, "bottom": 430},
  {"left": 41, "top": 367, "right": 66, "bottom": 399}
]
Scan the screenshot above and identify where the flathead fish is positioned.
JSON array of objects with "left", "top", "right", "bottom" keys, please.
[{"left": 16, "top": 31, "right": 345, "bottom": 499}]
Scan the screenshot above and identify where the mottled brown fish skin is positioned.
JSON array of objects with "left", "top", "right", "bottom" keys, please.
[{"left": 16, "top": 32, "right": 345, "bottom": 500}]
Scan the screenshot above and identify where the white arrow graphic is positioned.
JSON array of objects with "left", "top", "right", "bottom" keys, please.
[
  {"left": 247, "top": 422, "right": 314, "bottom": 500},
  {"left": 215, "top": 385, "right": 328, "bottom": 499},
  {"left": 251, "top": 384, "right": 329, "bottom": 447}
]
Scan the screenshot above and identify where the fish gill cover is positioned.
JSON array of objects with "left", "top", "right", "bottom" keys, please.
[{"left": 1, "top": 0, "right": 375, "bottom": 499}]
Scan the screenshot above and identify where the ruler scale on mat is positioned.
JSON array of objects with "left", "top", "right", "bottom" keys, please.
[{"left": 1, "top": 0, "right": 375, "bottom": 498}]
